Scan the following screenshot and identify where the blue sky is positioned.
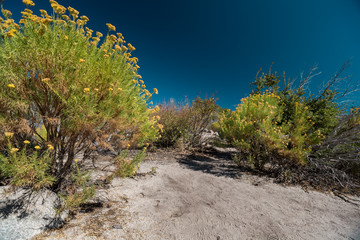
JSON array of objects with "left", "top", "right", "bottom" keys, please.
[{"left": 4, "top": 0, "right": 360, "bottom": 109}]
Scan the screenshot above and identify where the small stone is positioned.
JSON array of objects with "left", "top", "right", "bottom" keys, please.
[{"left": 112, "top": 224, "right": 123, "bottom": 229}]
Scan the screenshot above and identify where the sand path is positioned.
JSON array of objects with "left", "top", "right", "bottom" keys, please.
[{"left": 35, "top": 150, "right": 360, "bottom": 240}]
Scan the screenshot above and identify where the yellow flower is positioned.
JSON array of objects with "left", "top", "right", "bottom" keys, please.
[
  {"left": 118, "top": 88, "right": 123, "bottom": 91},
  {"left": 41, "top": 78, "right": 50, "bottom": 83},
  {"left": 80, "top": 15, "right": 89, "bottom": 22},
  {"left": 34, "top": 145, "right": 41, "bottom": 150},
  {"left": 156, "top": 115, "right": 161, "bottom": 120},
  {"left": 79, "top": 58, "right": 85, "bottom": 63},
  {"left": 10, "top": 148, "right": 19, "bottom": 153},
  {"left": 108, "top": 87, "right": 113, "bottom": 91},
  {"left": 62, "top": 15, "right": 69, "bottom": 21},
  {"left": 47, "top": 144, "right": 54, "bottom": 150},
  {"left": 7, "top": 84, "right": 15, "bottom": 88},
  {"left": 96, "top": 31, "right": 103, "bottom": 38},
  {"left": 92, "top": 37, "right": 100, "bottom": 42},
  {"left": 68, "top": 6, "right": 79, "bottom": 18},
  {"left": 127, "top": 144, "right": 130, "bottom": 148},
  {"left": 24, "top": 140, "right": 30, "bottom": 144},
  {"left": 64, "top": 35, "right": 68, "bottom": 40},
  {"left": 115, "top": 45, "right": 121, "bottom": 51},
  {"left": 6, "top": 29, "right": 16, "bottom": 38},
  {"left": 2, "top": 9, "right": 12, "bottom": 17},
  {"left": 74, "top": 158, "right": 78, "bottom": 163},
  {"left": 94, "top": 88, "right": 99, "bottom": 92},
  {"left": 106, "top": 23, "right": 116, "bottom": 31},
  {"left": 22, "top": 0, "right": 35, "bottom": 6},
  {"left": 4, "top": 132, "right": 14, "bottom": 138},
  {"left": 83, "top": 88, "right": 90, "bottom": 93},
  {"left": 128, "top": 43, "right": 136, "bottom": 51},
  {"left": 153, "top": 88, "right": 159, "bottom": 95}
]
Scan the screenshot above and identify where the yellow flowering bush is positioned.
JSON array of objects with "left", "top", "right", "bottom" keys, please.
[
  {"left": 0, "top": 1, "right": 158, "bottom": 191},
  {"left": 216, "top": 92, "right": 322, "bottom": 169}
]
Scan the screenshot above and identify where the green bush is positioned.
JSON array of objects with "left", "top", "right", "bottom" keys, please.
[
  {"left": 215, "top": 92, "right": 323, "bottom": 169},
  {"left": 251, "top": 69, "right": 340, "bottom": 137},
  {"left": 0, "top": 0, "right": 158, "bottom": 191}
]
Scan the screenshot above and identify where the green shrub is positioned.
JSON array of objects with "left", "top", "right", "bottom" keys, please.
[
  {"left": 251, "top": 69, "right": 340, "bottom": 137},
  {"left": 216, "top": 92, "right": 323, "bottom": 169},
  {"left": 0, "top": 0, "right": 158, "bottom": 191}
]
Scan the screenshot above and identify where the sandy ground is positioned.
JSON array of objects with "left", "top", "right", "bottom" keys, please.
[{"left": 33, "top": 149, "right": 360, "bottom": 240}]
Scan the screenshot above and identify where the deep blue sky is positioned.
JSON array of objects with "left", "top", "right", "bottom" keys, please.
[{"left": 4, "top": 0, "right": 360, "bottom": 109}]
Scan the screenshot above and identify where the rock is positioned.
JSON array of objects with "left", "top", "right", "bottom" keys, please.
[
  {"left": 0, "top": 186, "right": 68, "bottom": 240},
  {"left": 112, "top": 224, "right": 123, "bottom": 229}
]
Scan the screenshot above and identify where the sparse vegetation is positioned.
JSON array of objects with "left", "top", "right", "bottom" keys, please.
[{"left": 154, "top": 97, "right": 220, "bottom": 149}]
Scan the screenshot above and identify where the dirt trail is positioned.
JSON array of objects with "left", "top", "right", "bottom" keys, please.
[{"left": 35, "top": 150, "right": 360, "bottom": 240}]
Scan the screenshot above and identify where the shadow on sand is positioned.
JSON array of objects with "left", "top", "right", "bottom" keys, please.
[{"left": 176, "top": 147, "right": 268, "bottom": 179}]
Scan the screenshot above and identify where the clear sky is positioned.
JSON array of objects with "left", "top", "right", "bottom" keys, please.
[{"left": 3, "top": 0, "right": 360, "bottom": 109}]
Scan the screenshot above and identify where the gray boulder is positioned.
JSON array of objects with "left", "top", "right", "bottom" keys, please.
[{"left": 0, "top": 186, "right": 68, "bottom": 240}]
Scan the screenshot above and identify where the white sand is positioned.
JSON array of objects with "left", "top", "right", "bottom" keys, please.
[{"left": 34, "top": 152, "right": 360, "bottom": 240}]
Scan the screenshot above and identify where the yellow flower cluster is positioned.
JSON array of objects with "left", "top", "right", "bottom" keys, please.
[
  {"left": 128, "top": 43, "right": 136, "bottom": 51},
  {"left": 6, "top": 29, "right": 16, "bottom": 38},
  {"left": 23, "top": 0, "right": 35, "bottom": 6},
  {"left": 1, "top": 9, "right": 12, "bottom": 18},
  {"left": 10, "top": 148, "right": 19, "bottom": 153},
  {"left": 8, "top": 84, "right": 15, "bottom": 88},
  {"left": 5, "top": 132, "right": 14, "bottom": 138},
  {"left": 50, "top": 0, "right": 66, "bottom": 14},
  {"left": 106, "top": 23, "right": 116, "bottom": 32},
  {"left": 41, "top": 78, "right": 50, "bottom": 83}
]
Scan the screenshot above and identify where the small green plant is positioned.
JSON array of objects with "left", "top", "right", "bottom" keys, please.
[
  {"left": 57, "top": 160, "right": 95, "bottom": 213},
  {"left": 0, "top": 134, "right": 56, "bottom": 190},
  {"left": 113, "top": 148, "right": 146, "bottom": 178}
]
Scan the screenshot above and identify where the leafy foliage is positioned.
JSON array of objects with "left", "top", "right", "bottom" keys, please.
[
  {"left": 0, "top": 136, "right": 56, "bottom": 190},
  {"left": 216, "top": 92, "right": 322, "bottom": 169},
  {"left": 0, "top": 0, "right": 158, "bottom": 191}
]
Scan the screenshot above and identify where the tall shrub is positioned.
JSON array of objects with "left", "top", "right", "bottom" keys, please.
[{"left": 0, "top": 0, "right": 158, "bottom": 190}]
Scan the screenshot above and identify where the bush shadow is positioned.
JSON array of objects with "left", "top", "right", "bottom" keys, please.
[{"left": 176, "top": 147, "right": 263, "bottom": 179}]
